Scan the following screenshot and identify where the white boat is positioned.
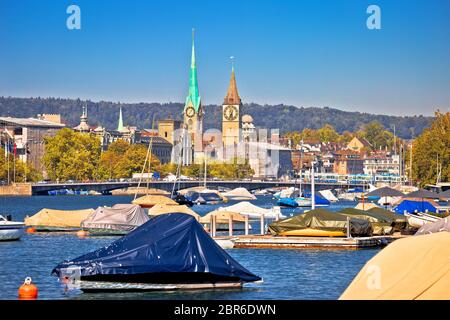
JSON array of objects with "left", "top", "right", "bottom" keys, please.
[
  {"left": 295, "top": 197, "right": 312, "bottom": 207},
  {"left": 319, "top": 190, "right": 339, "bottom": 202},
  {"left": 0, "top": 215, "right": 25, "bottom": 241},
  {"left": 404, "top": 212, "right": 439, "bottom": 229}
]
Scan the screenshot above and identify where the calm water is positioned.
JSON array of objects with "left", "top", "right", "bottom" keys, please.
[{"left": 0, "top": 195, "right": 379, "bottom": 300}]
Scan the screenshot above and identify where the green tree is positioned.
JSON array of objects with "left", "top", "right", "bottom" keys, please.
[
  {"left": 0, "top": 148, "right": 41, "bottom": 182},
  {"left": 114, "top": 144, "right": 161, "bottom": 178},
  {"left": 43, "top": 128, "right": 101, "bottom": 181},
  {"left": 411, "top": 111, "right": 450, "bottom": 186},
  {"left": 317, "top": 124, "right": 339, "bottom": 143}
]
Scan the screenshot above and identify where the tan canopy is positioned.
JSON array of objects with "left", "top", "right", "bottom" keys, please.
[
  {"left": 199, "top": 210, "right": 245, "bottom": 224},
  {"left": 354, "top": 202, "right": 379, "bottom": 211},
  {"left": 112, "top": 187, "right": 169, "bottom": 196},
  {"left": 25, "top": 208, "right": 94, "bottom": 228},
  {"left": 132, "top": 195, "right": 177, "bottom": 208},
  {"left": 148, "top": 204, "right": 200, "bottom": 220},
  {"left": 340, "top": 232, "right": 450, "bottom": 300},
  {"left": 221, "top": 188, "right": 256, "bottom": 200}
]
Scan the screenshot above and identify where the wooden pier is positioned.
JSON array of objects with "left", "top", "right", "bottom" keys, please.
[{"left": 214, "top": 234, "right": 405, "bottom": 250}]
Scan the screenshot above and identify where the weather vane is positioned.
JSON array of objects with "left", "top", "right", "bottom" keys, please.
[{"left": 230, "top": 56, "right": 235, "bottom": 70}]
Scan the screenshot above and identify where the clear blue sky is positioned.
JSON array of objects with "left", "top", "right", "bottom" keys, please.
[{"left": 0, "top": 0, "right": 449, "bottom": 116}]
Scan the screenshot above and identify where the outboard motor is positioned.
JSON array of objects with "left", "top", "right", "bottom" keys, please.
[{"left": 6, "top": 215, "right": 12, "bottom": 221}]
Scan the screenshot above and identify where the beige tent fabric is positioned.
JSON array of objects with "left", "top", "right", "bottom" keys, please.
[
  {"left": 221, "top": 201, "right": 283, "bottom": 219},
  {"left": 132, "top": 195, "right": 177, "bottom": 208},
  {"left": 221, "top": 188, "right": 256, "bottom": 200},
  {"left": 148, "top": 204, "right": 200, "bottom": 220},
  {"left": 112, "top": 187, "right": 170, "bottom": 196},
  {"left": 25, "top": 208, "right": 94, "bottom": 228},
  {"left": 178, "top": 187, "right": 221, "bottom": 196},
  {"left": 354, "top": 202, "right": 379, "bottom": 211},
  {"left": 199, "top": 210, "right": 245, "bottom": 224},
  {"left": 340, "top": 232, "right": 450, "bottom": 300}
]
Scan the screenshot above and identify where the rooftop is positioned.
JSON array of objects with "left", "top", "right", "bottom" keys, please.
[{"left": 0, "top": 117, "right": 65, "bottom": 128}]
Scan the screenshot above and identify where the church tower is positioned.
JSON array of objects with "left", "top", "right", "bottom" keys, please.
[
  {"left": 222, "top": 60, "right": 241, "bottom": 148},
  {"left": 183, "top": 29, "right": 203, "bottom": 161}
]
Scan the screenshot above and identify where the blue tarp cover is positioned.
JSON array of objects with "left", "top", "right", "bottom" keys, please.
[
  {"left": 395, "top": 200, "right": 437, "bottom": 214},
  {"left": 52, "top": 213, "right": 260, "bottom": 282}
]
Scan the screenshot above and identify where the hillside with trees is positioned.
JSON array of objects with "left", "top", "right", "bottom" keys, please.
[{"left": 0, "top": 96, "right": 432, "bottom": 139}]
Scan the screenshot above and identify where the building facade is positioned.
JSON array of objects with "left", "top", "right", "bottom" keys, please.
[{"left": 0, "top": 117, "right": 65, "bottom": 176}]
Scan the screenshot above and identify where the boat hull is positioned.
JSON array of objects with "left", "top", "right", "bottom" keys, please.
[
  {"left": 404, "top": 212, "right": 438, "bottom": 229},
  {"left": 73, "top": 280, "right": 243, "bottom": 292},
  {"left": 0, "top": 225, "right": 25, "bottom": 241},
  {"left": 279, "top": 228, "right": 346, "bottom": 237}
]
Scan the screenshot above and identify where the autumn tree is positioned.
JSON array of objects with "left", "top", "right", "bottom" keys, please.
[
  {"left": 43, "top": 128, "right": 101, "bottom": 182},
  {"left": 411, "top": 111, "right": 450, "bottom": 186}
]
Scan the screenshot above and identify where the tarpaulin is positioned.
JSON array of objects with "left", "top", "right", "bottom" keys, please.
[
  {"left": 395, "top": 200, "right": 437, "bottom": 214},
  {"left": 52, "top": 213, "right": 261, "bottom": 283}
]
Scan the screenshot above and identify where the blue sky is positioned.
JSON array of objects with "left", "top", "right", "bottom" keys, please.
[{"left": 0, "top": 0, "right": 449, "bottom": 116}]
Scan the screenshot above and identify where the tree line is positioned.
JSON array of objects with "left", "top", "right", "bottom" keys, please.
[{"left": 0, "top": 96, "right": 432, "bottom": 139}]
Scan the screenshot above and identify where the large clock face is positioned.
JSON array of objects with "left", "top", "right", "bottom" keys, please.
[
  {"left": 224, "top": 105, "right": 238, "bottom": 121},
  {"left": 185, "top": 106, "right": 195, "bottom": 118}
]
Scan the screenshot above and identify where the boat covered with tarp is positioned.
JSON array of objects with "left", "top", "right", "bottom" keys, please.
[
  {"left": 25, "top": 208, "right": 95, "bottom": 231},
  {"left": 147, "top": 204, "right": 200, "bottom": 220},
  {"left": 52, "top": 213, "right": 261, "bottom": 291},
  {"left": 395, "top": 199, "right": 438, "bottom": 214},
  {"left": 268, "top": 208, "right": 373, "bottom": 237},
  {"left": 81, "top": 204, "right": 149, "bottom": 235},
  {"left": 199, "top": 210, "right": 247, "bottom": 231},
  {"left": 338, "top": 208, "right": 393, "bottom": 235},
  {"left": 132, "top": 195, "right": 177, "bottom": 208},
  {"left": 318, "top": 190, "right": 339, "bottom": 202},
  {"left": 221, "top": 201, "right": 284, "bottom": 220},
  {"left": 415, "top": 217, "right": 450, "bottom": 235},
  {"left": 220, "top": 188, "right": 256, "bottom": 201},
  {"left": 340, "top": 232, "right": 450, "bottom": 300},
  {"left": 367, "top": 207, "right": 408, "bottom": 231},
  {"left": 185, "top": 191, "right": 223, "bottom": 204}
]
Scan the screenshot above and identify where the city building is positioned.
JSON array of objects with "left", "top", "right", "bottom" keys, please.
[
  {"left": 107, "top": 106, "right": 141, "bottom": 144},
  {"left": 364, "top": 153, "right": 400, "bottom": 176},
  {"left": 73, "top": 104, "right": 90, "bottom": 133},
  {"left": 347, "top": 136, "right": 372, "bottom": 152},
  {"left": 222, "top": 63, "right": 241, "bottom": 149},
  {"left": 182, "top": 31, "right": 204, "bottom": 165},
  {"left": 140, "top": 131, "right": 173, "bottom": 164},
  {"left": 0, "top": 116, "right": 65, "bottom": 176},
  {"left": 333, "top": 150, "right": 364, "bottom": 175},
  {"left": 37, "top": 114, "right": 62, "bottom": 124},
  {"left": 158, "top": 119, "right": 183, "bottom": 145}
]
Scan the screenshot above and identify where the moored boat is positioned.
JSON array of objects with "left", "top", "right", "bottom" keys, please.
[
  {"left": 0, "top": 215, "right": 25, "bottom": 241},
  {"left": 404, "top": 212, "right": 439, "bottom": 229},
  {"left": 52, "top": 213, "right": 262, "bottom": 291}
]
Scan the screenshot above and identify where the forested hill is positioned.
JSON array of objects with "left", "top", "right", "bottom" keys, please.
[{"left": 0, "top": 96, "right": 433, "bottom": 139}]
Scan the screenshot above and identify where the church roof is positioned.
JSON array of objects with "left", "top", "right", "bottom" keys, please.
[
  {"left": 223, "top": 66, "right": 241, "bottom": 105},
  {"left": 184, "top": 30, "right": 201, "bottom": 112}
]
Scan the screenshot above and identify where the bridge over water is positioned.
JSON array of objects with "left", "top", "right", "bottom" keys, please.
[{"left": 31, "top": 180, "right": 366, "bottom": 195}]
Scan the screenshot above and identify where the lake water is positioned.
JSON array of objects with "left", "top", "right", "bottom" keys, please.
[{"left": 0, "top": 195, "right": 379, "bottom": 300}]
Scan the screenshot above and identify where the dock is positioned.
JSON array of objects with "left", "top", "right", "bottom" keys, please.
[{"left": 215, "top": 234, "right": 405, "bottom": 250}]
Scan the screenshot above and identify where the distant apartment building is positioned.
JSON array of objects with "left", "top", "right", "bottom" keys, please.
[
  {"left": 364, "top": 154, "right": 400, "bottom": 176},
  {"left": 141, "top": 130, "right": 173, "bottom": 164},
  {"left": 0, "top": 116, "right": 65, "bottom": 176},
  {"left": 333, "top": 151, "right": 364, "bottom": 175},
  {"left": 347, "top": 136, "right": 372, "bottom": 152}
]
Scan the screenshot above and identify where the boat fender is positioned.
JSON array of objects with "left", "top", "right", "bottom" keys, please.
[
  {"left": 18, "top": 277, "right": 38, "bottom": 299},
  {"left": 76, "top": 230, "right": 89, "bottom": 238},
  {"left": 26, "top": 227, "right": 36, "bottom": 234}
]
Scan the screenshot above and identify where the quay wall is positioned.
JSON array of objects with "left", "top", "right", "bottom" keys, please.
[{"left": 0, "top": 183, "right": 32, "bottom": 196}]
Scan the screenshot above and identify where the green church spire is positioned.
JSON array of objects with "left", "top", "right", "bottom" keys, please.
[
  {"left": 184, "top": 28, "right": 201, "bottom": 112},
  {"left": 117, "top": 105, "right": 124, "bottom": 131}
]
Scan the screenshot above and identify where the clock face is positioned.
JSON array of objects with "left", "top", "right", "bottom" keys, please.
[
  {"left": 224, "top": 105, "right": 238, "bottom": 121},
  {"left": 185, "top": 106, "right": 195, "bottom": 118}
]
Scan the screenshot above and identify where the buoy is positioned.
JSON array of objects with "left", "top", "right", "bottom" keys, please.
[
  {"left": 26, "top": 227, "right": 36, "bottom": 233},
  {"left": 76, "top": 230, "right": 89, "bottom": 238},
  {"left": 18, "top": 277, "right": 38, "bottom": 299}
]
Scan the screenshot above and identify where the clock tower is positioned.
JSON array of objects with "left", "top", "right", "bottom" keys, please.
[
  {"left": 183, "top": 29, "right": 203, "bottom": 164},
  {"left": 222, "top": 63, "right": 241, "bottom": 149}
]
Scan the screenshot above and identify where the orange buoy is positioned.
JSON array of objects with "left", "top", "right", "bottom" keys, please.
[
  {"left": 26, "top": 227, "right": 36, "bottom": 234},
  {"left": 18, "top": 277, "right": 38, "bottom": 299},
  {"left": 76, "top": 230, "right": 89, "bottom": 238}
]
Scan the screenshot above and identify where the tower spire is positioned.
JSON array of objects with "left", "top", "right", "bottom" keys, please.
[
  {"left": 224, "top": 56, "right": 241, "bottom": 105},
  {"left": 184, "top": 28, "right": 201, "bottom": 112},
  {"left": 117, "top": 105, "right": 124, "bottom": 131}
]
